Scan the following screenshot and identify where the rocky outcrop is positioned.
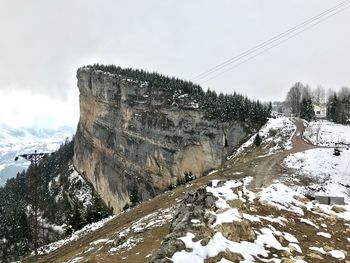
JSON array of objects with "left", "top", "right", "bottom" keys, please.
[
  {"left": 151, "top": 181, "right": 256, "bottom": 263},
  {"left": 74, "top": 66, "right": 246, "bottom": 213},
  {"left": 152, "top": 180, "right": 350, "bottom": 262},
  {"left": 150, "top": 187, "right": 218, "bottom": 263}
]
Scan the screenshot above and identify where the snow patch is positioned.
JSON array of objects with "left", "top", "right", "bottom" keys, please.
[
  {"left": 172, "top": 230, "right": 288, "bottom": 263},
  {"left": 284, "top": 148, "right": 350, "bottom": 202},
  {"left": 309, "top": 246, "right": 326, "bottom": 254},
  {"left": 108, "top": 237, "right": 143, "bottom": 253},
  {"left": 90, "top": 238, "right": 109, "bottom": 245},
  {"left": 258, "top": 183, "right": 305, "bottom": 215},
  {"left": 316, "top": 232, "right": 331, "bottom": 239},
  {"left": 37, "top": 215, "right": 115, "bottom": 255},
  {"left": 299, "top": 218, "right": 319, "bottom": 229},
  {"left": 228, "top": 117, "right": 296, "bottom": 160},
  {"left": 329, "top": 249, "right": 345, "bottom": 259},
  {"left": 282, "top": 232, "right": 299, "bottom": 243},
  {"left": 304, "top": 120, "right": 350, "bottom": 147}
]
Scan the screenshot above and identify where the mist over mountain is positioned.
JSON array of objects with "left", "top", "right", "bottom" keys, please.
[{"left": 0, "top": 124, "right": 76, "bottom": 186}]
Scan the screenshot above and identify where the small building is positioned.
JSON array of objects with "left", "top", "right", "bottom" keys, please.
[
  {"left": 314, "top": 104, "right": 327, "bottom": 119},
  {"left": 315, "top": 195, "right": 345, "bottom": 205}
]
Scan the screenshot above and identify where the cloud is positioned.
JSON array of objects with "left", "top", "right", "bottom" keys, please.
[
  {"left": 0, "top": 0, "right": 349, "bottom": 106},
  {"left": 0, "top": 91, "right": 79, "bottom": 129}
]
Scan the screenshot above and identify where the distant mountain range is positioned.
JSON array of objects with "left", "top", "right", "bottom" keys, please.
[{"left": 0, "top": 124, "right": 76, "bottom": 186}]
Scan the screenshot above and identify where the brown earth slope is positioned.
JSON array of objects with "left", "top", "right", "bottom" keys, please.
[{"left": 24, "top": 118, "right": 325, "bottom": 263}]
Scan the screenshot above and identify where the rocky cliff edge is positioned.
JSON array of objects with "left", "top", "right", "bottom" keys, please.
[{"left": 74, "top": 66, "right": 246, "bottom": 213}]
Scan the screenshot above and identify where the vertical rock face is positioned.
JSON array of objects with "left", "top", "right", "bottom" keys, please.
[{"left": 74, "top": 66, "right": 246, "bottom": 213}]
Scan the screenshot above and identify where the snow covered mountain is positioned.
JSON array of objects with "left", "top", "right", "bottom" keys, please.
[{"left": 0, "top": 123, "right": 76, "bottom": 186}]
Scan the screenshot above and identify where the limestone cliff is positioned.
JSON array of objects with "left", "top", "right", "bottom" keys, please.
[{"left": 74, "top": 66, "right": 246, "bottom": 213}]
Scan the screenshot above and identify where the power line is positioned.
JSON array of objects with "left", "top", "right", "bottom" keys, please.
[
  {"left": 200, "top": 4, "right": 350, "bottom": 84},
  {"left": 194, "top": 0, "right": 350, "bottom": 83},
  {"left": 195, "top": 0, "right": 350, "bottom": 81}
]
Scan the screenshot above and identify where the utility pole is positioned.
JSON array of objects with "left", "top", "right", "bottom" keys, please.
[{"left": 15, "top": 150, "right": 52, "bottom": 256}]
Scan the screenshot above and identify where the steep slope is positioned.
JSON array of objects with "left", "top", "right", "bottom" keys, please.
[
  {"left": 74, "top": 65, "right": 258, "bottom": 213},
  {"left": 0, "top": 140, "right": 111, "bottom": 262},
  {"left": 24, "top": 117, "right": 326, "bottom": 263}
]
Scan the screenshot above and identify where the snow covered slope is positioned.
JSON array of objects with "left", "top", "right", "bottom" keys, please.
[
  {"left": 304, "top": 120, "right": 350, "bottom": 147},
  {"left": 284, "top": 148, "right": 350, "bottom": 202},
  {"left": 228, "top": 117, "right": 296, "bottom": 159},
  {"left": 284, "top": 120, "right": 350, "bottom": 201},
  {"left": 153, "top": 179, "right": 350, "bottom": 262},
  {"left": 0, "top": 124, "right": 75, "bottom": 185}
]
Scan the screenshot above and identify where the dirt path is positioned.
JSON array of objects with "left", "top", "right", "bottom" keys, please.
[
  {"left": 238, "top": 118, "right": 318, "bottom": 188},
  {"left": 24, "top": 117, "right": 317, "bottom": 263}
]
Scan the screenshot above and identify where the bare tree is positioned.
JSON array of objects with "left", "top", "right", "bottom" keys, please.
[
  {"left": 312, "top": 85, "right": 326, "bottom": 105},
  {"left": 338, "top": 86, "right": 350, "bottom": 100},
  {"left": 327, "top": 88, "right": 336, "bottom": 101},
  {"left": 302, "top": 84, "right": 312, "bottom": 99},
  {"left": 285, "top": 82, "right": 303, "bottom": 116}
]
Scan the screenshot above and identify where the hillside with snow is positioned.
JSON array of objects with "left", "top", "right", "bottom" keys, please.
[
  {"left": 21, "top": 117, "right": 350, "bottom": 263},
  {"left": 153, "top": 179, "right": 350, "bottom": 262},
  {"left": 304, "top": 120, "right": 350, "bottom": 147},
  {"left": 228, "top": 117, "right": 296, "bottom": 160},
  {"left": 283, "top": 120, "right": 350, "bottom": 203},
  {"left": 0, "top": 124, "right": 75, "bottom": 185},
  {"left": 284, "top": 148, "right": 350, "bottom": 202},
  {"left": 0, "top": 140, "right": 111, "bottom": 262}
]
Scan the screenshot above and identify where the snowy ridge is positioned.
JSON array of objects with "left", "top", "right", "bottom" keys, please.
[
  {"left": 48, "top": 167, "right": 93, "bottom": 207},
  {"left": 67, "top": 169, "right": 93, "bottom": 208},
  {"left": 228, "top": 117, "right": 296, "bottom": 160}
]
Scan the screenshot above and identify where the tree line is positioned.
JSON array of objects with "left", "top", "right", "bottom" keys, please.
[
  {"left": 284, "top": 82, "right": 315, "bottom": 121},
  {"left": 90, "top": 64, "right": 271, "bottom": 127},
  {"left": 326, "top": 87, "right": 350, "bottom": 124},
  {"left": 284, "top": 82, "right": 350, "bottom": 124},
  {"left": 0, "top": 140, "right": 111, "bottom": 262}
]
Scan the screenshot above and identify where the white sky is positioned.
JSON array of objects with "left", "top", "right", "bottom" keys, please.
[{"left": 0, "top": 0, "right": 349, "bottom": 128}]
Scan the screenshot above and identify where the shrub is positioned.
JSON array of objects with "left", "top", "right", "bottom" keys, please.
[
  {"left": 268, "top": 128, "right": 277, "bottom": 137},
  {"left": 254, "top": 133, "right": 262, "bottom": 146},
  {"left": 129, "top": 186, "right": 139, "bottom": 205},
  {"left": 184, "top": 171, "right": 195, "bottom": 182}
]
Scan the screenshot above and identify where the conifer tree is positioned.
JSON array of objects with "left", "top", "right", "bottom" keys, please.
[
  {"left": 129, "top": 186, "right": 139, "bottom": 205},
  {"left": 89, "top": 64, "right": 272, "bottom": 126},
  {"left": 66, "top": 203, "right": 83, "bottom": 234},
  {"left": 85, "top": 196, "right": 110, "bottom": 224},
  {"left": 300, "top": 98, "right": 315, "bottom": 121},
  {"left": 254, "top": 133, "right": 262, "bottom": 146},
  {"left": 343, "top": 94, "right": 350, "bottom": 124}
]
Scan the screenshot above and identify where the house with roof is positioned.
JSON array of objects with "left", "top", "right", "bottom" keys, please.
[{"left": 314, "top": 104, "right": 327, "bottom": 119}]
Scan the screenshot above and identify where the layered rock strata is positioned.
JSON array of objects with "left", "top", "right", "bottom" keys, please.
[{"left": 74, "top": 66, "right": 246, "bottom": 212}]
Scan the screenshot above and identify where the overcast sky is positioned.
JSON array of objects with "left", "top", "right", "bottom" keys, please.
[{"left": 1, "top": 0, "right": 349, "bottom": 128}]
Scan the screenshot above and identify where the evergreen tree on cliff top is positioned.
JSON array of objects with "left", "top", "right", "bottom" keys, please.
[{"left": 89, "top": 64, "right": 271, "bottom": 128}]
